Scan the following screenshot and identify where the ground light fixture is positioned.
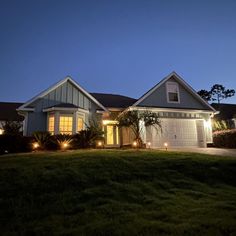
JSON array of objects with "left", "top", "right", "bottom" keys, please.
[
  {"left": 33, "top": 142, "right": 39, "bottom": 149},
  {"left": 147, "top": 142, "right": 151, "bottom": 148},
  {"left": 164, "top": 142, "right": 168, "bottom": 151},
  {"left": 132, "top": 141, "right": 137, "bottom": 147},
  {"left": 61, "top": 142, "right": 69, "bottom": 150},
  {"left": 98, "top": 141, "right": 102, "bottom": 146}
]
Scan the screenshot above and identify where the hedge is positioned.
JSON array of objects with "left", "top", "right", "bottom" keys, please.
[{"left": 213, "top": 129, "right": 236, "bottom": 148}]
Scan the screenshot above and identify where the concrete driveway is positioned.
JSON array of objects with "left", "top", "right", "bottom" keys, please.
[{"left": 168, "top": 148, "right": 236, "bottom": 157}]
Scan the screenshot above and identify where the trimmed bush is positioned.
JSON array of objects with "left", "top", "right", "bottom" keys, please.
[{"left": 213, "top": 129, "right": 236, "bottom": 148}]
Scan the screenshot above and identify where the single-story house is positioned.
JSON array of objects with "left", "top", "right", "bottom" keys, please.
[
  {"left": 16, "top": 71, "right": 216, "bottom": 148},
  {"left": 0, "top": 102, "right": 24, "bottom": 134}
]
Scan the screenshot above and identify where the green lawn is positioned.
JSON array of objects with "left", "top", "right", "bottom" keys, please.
[{"left": 1, "top": 149, "right": 236, "bottom": 236}]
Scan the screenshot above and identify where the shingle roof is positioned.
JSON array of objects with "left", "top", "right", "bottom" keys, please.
[
  {"left": 0, "top": 102, "right": 24, "bottom": 121},
  {"left": 211, "top": 103, "right": 236, "bottom": 120},
  {"left": 91, "top": 93, "right": 137, "bottom": 108},
  {"left": 46, "top": 103, "right": 80, "bottom": 109}
]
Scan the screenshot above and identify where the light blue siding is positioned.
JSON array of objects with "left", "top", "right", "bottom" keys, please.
[
  {"left": 138, "top": 77, "right": 209, "bottom": 110},
  {"left": 25, "top": 80, "right": 101, "bottom": 135}
]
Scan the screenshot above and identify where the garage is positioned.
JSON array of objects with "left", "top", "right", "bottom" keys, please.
[{"left": 148, "top": 118, "right": 206, "bottom": 148}]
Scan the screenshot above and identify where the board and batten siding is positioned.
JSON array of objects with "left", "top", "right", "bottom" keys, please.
[{"left": 24, "top": 80, "right": 101, "bottom": 135}]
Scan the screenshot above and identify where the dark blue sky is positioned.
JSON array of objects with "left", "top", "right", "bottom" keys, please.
[{"left": 1, "top": 0, "right": 236, "bottom": 103}]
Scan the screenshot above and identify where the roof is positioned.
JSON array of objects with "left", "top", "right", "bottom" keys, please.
[
  {"left": 132, "top": 71, "right": 216, "bottom": 112},
  {"left": 211, "top": 103, "right": 236, "bottom": 120},
  {"left": 91, "top": 93, "right": 137, "bottom": 108},
  {"left": 0, "top": 102, "right": 24, "bottom": 121},
  {"left": 18, "top": 76, "right": 108, "bottom": 112},
  {"left": 46, "top": 103, "right": 79, "bottom": 109}
]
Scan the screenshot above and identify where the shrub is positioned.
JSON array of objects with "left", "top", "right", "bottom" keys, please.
[
  {"left": 73, "top": 130, "right": 103, "bottom": 148},
  {"left": 32, "top": 131, "right": 56, "bottom": 150},
  {"left": 73, "top": 117, "right": 104, "bottom": 148},
  {"left": 1, "top": 121, "right": 23, "bottom": 135},
  {"left": 0, "top": 135, "right": 32, "bottom": 154},
  {"left": 213, "top": 129, "right": 236, "bottom": 148}
]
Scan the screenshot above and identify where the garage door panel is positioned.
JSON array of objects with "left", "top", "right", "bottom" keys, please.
[{"left": 151, "top": 119, "right": 202, "bottom": 148}]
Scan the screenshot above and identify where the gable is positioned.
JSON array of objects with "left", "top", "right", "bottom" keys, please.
[
  {"left": 133, "top": 72, "right": 215, "bottom": 111},
  {"left": 18, "top": 77, "right": 107, "bottom": 112}
]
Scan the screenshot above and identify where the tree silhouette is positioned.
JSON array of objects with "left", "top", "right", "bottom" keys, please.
[
  {"left": 210, "top": 84, "right": 235, "bottom": 104},
  {"left": 198, "top": 84, "right": 235, "bottom": 104},
  {"left": 197, "top": 89, "right": 212, "bottom": 101}
]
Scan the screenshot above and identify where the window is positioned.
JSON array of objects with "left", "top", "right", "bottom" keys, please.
[
  {"left": 77, "top": 117, "right": 84, "bottom": 132},
  {"left": 59, "top": 116, "right": 73, "bottom": 134},
  {"left": 48, "top": 115, "right": 55, "bottom": 134},
  {"left": 166, "top": 82, "right": 179, "bottom": 103}
]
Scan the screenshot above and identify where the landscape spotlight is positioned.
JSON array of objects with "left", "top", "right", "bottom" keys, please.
[
  {"left": 61, "top": 142, "right": 69, "bottom": 150},
  {"left": 98, "top": 141, "right": 102, "bottom": 146},
  {"left": 147, "top": 142, "right": 151, "bottom": 148},
  {"left": 33, "top": 142, "right": 39, "bottom": 149},
  {"left": 164, "top": 142, "right": 168, "bottom": 151},
  {"left": 133, "top": 141, "right": 137, "bottom": 147}
]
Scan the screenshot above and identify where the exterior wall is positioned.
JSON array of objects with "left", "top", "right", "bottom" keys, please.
[
  {"left": 28, "top": 81, "right": 94, "bottom": 111},
  {"left": 138, "top": 77, "right": 208, "bottom": 110},
  {"left": 26, "top": 112, "right": 47, "bottom": 135},
  {"left": 119, "top": 110, "right": 213, "bottom": 148},
  {"left": 24, "top": 81, "right": 101, "bottom": 136}
]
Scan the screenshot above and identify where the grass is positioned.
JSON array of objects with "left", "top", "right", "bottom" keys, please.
[{"left": 0, "top": 149, "right": 236, "bottom": 235}]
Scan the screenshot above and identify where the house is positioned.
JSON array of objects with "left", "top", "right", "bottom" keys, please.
[
  {"left": 211, "top": 103, "right": 236, "bottom": 129},
  {"left": 0, "top": 102, "right": 24, "bottom": 135},
  {"left": 17, "top": 72, "right": 216, "bottom": 148}
]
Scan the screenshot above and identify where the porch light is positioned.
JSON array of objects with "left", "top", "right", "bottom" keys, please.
[
  {"left": 164, "top": 142, "right": 168, "bottom": 150},
  {"left": 33, "top": 142, "right": 39, "bottom": 149},
  {"left": 0, "top": 129, "right": 4, "bottom": 135},
  {"left": 147, "top": 142, "right": 151, "bottom": 148},
  {"left": 102, "top": 120, "right": 108, "bottom": 125}
]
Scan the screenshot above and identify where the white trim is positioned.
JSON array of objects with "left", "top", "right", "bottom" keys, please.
[
  {"left": 166, "top": 81, "right": 180, "bottom": 104},
  {"left": 132, "top": 71, "right": 216, "bottom": 112},
  {"left": 130, "top": 106, "right": 214, "bottom": 114},
  {"left": 18, "top": 76, "right": 108, "bottom": 112}
]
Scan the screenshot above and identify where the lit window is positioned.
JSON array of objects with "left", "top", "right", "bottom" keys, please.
[
  {"left": 166, "top": 82, "right": 179, "bottom": 103},
  {"left": 59, "top": 116, "right": 73, "bottom": 134},
  {"left": 77, "top": 117, "right": 84, "bottom": 132},
  {"left": 48, "top": 115, "right": 55, "bottom": 134}
]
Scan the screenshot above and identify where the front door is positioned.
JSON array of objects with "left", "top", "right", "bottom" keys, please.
[{"left": 104, "top": 125, "right": 119, "bottom": 146}]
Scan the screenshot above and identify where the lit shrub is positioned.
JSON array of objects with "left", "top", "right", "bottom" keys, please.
[{"left": 213, "top": 129, "right": 236, "bottom": 148}]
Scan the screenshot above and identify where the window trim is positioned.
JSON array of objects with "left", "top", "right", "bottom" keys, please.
[{"left": 166, "top": 82, "right": 180, "bottom": 104}]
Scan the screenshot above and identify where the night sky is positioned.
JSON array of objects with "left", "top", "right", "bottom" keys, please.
[{"left": 1, "top": 0, "right": 236, "bottom": 103}]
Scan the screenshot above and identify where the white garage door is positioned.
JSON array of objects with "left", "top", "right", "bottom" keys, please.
[{"left": 150, "top": 119, "right": 205, "bottom": 148}]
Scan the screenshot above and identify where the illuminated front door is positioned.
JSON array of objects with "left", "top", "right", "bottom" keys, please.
[{"left": 105, "top": 125, "right": 119, "bottom": 145}]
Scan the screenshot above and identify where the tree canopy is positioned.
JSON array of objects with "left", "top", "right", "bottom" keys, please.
[
  {"left": 117, "top": 110, "right": 161, "bottom": 148},
  {"left": 198, "top": 84, "right": 235, "bottom": 103}
]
